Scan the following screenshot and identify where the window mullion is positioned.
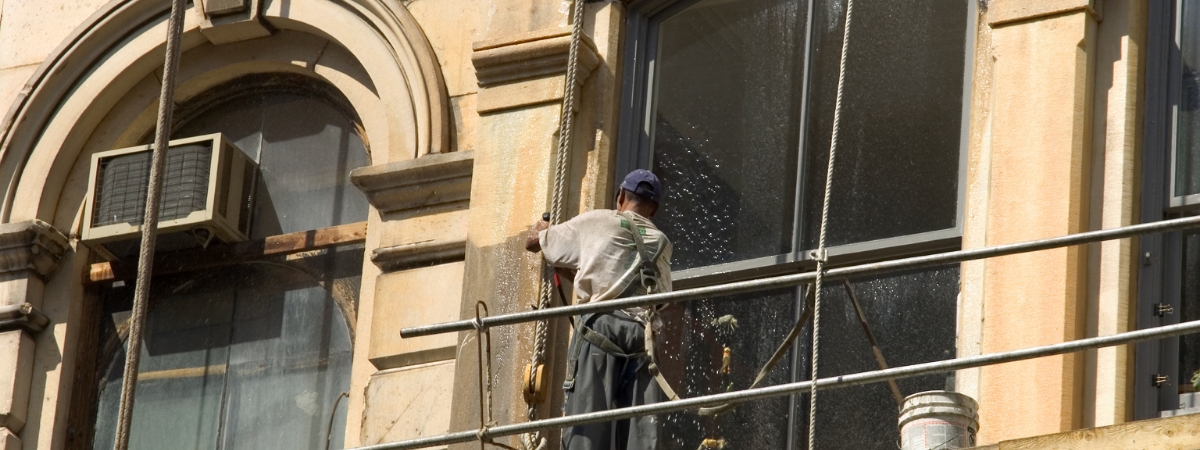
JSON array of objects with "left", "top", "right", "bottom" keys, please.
[
  {"left": 787, "top": 2, "right": 818, "bottom": 449},
  {"left": 790, "top": 0, "right": 818, "bottom": 259}
]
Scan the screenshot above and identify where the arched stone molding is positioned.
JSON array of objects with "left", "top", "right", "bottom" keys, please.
[{"left": 0, "top": 0, "right": 450, "bottom": 226}]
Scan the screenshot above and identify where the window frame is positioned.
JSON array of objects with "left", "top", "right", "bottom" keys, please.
[
  {"left": 1136, "top": 0, "right": 1194, "bottom": 420},
  {"left": 616, "top": 0, "right": 976, "bottom": 288},
  {"left": 613, "top": 2, "right": 977, "bottom": 448},
  {"left": 1169, "top": 0, "right": 1200, "bottom": 212},
  {"left": 71, "top": 76, "right": 371, "bottom": 450}
]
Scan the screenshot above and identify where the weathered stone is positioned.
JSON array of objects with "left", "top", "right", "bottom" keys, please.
[
  {"left": 0, "top": 427, "right": 20, "bottom": 450},
  {"left": 372, "top": 238, "right": 467, "bottom": 273},
  {"left": 407, "top": 0, "right": 482, "bottom": 97},
  {"left": 379, "top": 203, "right": 471, "bottom": 250},
  {"left": 450, "top": 94, "right": 479, "bottom": 152},
  {"left": 0, "top": 331, "right": 34, "bottom": 433},
  {"left": 988, "top": 0, "right": 1102, "bottom": 26},
  {"left": 0, "top": 221, "right": 69, "bottom": 282},
  {"left": 0, "top": 0, "right": 113, "bottom": 69},
  {"left": 197, "top": 0, "right": 273, "bottom": 45},
  {"left": 369, "top": 262, "right": 464, "bottom": 369},
  {"left": 0, "top": 66, "right": 36, "bottom": 121},
  {"left": 351, "top": 151, "right": 474, "bottom": 215},
  {"left": 978, "top": 8, "right": 1097, "bottom": 442},
  {"left": 472, "top": 27, "right": 601, "bottom": 113},
  {"left": 361, "top": 361, "right": 456, "bottom": 446}
]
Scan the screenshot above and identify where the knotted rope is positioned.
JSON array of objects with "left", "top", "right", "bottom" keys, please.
[{"left": 522, "top": 0, "right": 587, "bottom": 448}]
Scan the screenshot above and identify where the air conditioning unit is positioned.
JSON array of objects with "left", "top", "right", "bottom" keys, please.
[{"left": 82, "top": 133, "right": 257, "bottom": 259}]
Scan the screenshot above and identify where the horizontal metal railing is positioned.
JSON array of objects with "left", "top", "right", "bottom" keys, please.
[
  {"left": 352, "top": 319, "right": 1200, "bottom": 450},
  {"left": 402, "top": 214, "right": 1200, "bottom": 338},
  {"left": 358, "top": 215, "right": 1200, "bottom": 450}
]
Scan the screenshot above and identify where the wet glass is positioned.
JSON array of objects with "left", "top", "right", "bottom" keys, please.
[
  {"left": 801, "top": 0, "right": 966, "bottom": 248},
  {"left": 91, "top": 248, "right": 361, "bottom": 450},
  {"left": 174, "top": 93, "right": 371, "bottom": 238},
  {"left": 650, "top": 0, "right": 807, "bottom": 270},
  {"left": 793, "top": 265, "right": 960, "bottom": 449},
  {"left": 656, "top": 288, "right": 800, "bottom": 449},
  {"left": 1177, "top": 2, "right": 1200, "bottom": 198}
]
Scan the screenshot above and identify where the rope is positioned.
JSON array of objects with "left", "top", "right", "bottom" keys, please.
[
  {"left": 523, "top": 0, "right": 587, "bottom": 447},
  {"left": 809, "top": 0, "right": 855, "bottom": 448},
  {"left": 112, "top": 0, "right": 186, "bottom": 449}
]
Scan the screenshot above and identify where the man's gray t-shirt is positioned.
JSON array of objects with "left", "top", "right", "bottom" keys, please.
[{"left": 539, "top": 209, "right": 672, "bottom": 323}]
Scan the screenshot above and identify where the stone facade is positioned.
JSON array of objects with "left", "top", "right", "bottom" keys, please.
[{"left": 0, "top": 0, "right": 1190, "bottom": 449}]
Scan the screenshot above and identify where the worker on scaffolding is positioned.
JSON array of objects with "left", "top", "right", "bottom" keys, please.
[{"left": 526, "top": 169, "right": 674, "bottom": 450}]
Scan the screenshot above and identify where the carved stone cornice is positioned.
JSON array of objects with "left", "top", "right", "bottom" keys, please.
[
  {"left": 349, "top": 151, "right": 474, "bottom": 214},
  {"left": 0, "top": 303, "right": 49, "bottom": 333},
  {"left": 473, "top": 27, "right": 600, "bottom": 87},
  {"left": 472, "top": 27, "right": 602, "bottom": 112},
  {"left": 371, "top": 237, "right": 467, "bottom": 272},
  {"left": 0, "top": 220, "right": 70, "bottom": 280}
]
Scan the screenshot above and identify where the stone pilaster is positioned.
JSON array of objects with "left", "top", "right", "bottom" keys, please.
[
  {"left": 349, "top": 151, "right": 474, "bottom": 445},
  {"left": 976, "top": 0, "right": 1100, "bottom": 443},
  {"left": 0, "top": 220, "right": 68, "bottom": 439}
]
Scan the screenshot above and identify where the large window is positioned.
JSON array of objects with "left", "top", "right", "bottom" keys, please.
[
  {"left": 619, "top": 0, "right": 973, "bottom": 448},
  {"left": 1139, "top": 0, "right": 1200, "bottom": 419},
  {"left": 83, "top": 75, "right": 370, "bottom": 450}
]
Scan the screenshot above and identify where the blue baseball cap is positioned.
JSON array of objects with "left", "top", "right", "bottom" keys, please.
[{"left": 620, "top": 169, "right": 662, "bottom": 204}]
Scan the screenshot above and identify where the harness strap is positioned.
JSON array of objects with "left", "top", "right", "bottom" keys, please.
[
  {"left": 616, "top": 211, "right": 679, "bottom": 401},
  {"left": 643, "top": 314, "right": 679, "bottom": 401}
]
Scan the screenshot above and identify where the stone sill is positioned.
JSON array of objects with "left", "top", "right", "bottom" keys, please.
[{"left": 349, "top": 151, "right": 473, "bottom": 214}]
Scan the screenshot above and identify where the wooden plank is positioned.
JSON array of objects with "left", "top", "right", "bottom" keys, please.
[
  {"left": 87, "top": 221, "right": 367, "bottom": 284},
  {"left": 993, "top": 414, "right": 1200, "bottom": 450}
]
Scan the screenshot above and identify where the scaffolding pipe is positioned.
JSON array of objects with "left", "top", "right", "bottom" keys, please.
[
  {"left": 402, "top": 214, "right": 1200, "bottom": 338},
  {"left": 355, "top": 319, "right": 1200, "bottom": 450}
]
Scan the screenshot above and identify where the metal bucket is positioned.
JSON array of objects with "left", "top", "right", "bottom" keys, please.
[{"left": 898, "top": 390, "right": 979, "bottom": 450}]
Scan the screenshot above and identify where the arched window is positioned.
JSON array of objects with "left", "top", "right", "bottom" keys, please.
[{"left": 87, "top": 75, "right": 369, "bottom": 450}]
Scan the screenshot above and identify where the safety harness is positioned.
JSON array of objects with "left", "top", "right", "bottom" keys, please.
[{"left": 563, "top": 211, "right": 680, "bottom": 400}]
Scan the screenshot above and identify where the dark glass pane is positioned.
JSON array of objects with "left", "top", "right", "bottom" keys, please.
[
  {"left": 1177, "top": 2, "right": 1200, "bottom": 197},
  {"left": 657, "top": 288, "right": 799, "bottom": 449},
  {"left": 175, "top": 94, "right": 371, "bottom": 238},
  {"left": 792, "top": 264, "right": 959, "bottom": 449},
  {"left": 802, "top": 0, "right": 966, "bottom": 248},
  {"left": 650, "top": 0, "right": 806, "bottom": 269},
  {"left": 92, "top": 248, "right": 360, "bottom": 450},
  {"left": 1180, "top": 232, "right": 1200, "bottom": 385}
]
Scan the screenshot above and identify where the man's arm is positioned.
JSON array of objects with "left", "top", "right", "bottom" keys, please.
[{"left": 525, "top": 219, "right": 549, "bottom": 252}]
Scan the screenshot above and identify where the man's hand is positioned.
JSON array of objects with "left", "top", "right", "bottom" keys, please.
[{"left": 525, "top": 217, "right": 549, "bottom": 252}]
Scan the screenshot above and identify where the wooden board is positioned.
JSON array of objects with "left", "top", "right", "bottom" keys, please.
[
  {"left": 87, "top": 221, "right": 367, "bottom": 284},
  {"left": 988, "top": 414, "right": 1200, "bottom": 450}
]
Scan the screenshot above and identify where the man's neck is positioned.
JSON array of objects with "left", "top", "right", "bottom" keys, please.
[{"left": 617, "top": 205, "right": 654, "bottom": 219}]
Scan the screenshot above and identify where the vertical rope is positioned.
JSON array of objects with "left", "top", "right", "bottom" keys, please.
[
  {"left": 808, "top": 0, "right": 855, "bottom": 448},
  {"left": 112, "top": 0, "right": 186, "bottom": 449},
  {"left": 523, "top": 0, "right": 585, "bottom": 448}
]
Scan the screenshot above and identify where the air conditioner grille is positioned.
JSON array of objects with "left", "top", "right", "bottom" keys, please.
[{"left": 92, "top": 143, "right": 212, "bottom": 227}]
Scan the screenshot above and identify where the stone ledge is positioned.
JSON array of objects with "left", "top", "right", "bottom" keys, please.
[
  {"left": 371, "top": 237, "right": 467, "bottom": 272},
  {"left": 349, "top": 151, "right": 473, "bottom": 214},
  {"left": 0, "top": 220, "right": 70, "bottom": 281},
  {"left": 987, "top": 0, "right": 1101, "bottom": 27},
  {"left": 0, "top": 304, "right": 48, "bottom": 334},
  {"left": 0, "top": 427, "right": 19, "bottom": 450}
]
